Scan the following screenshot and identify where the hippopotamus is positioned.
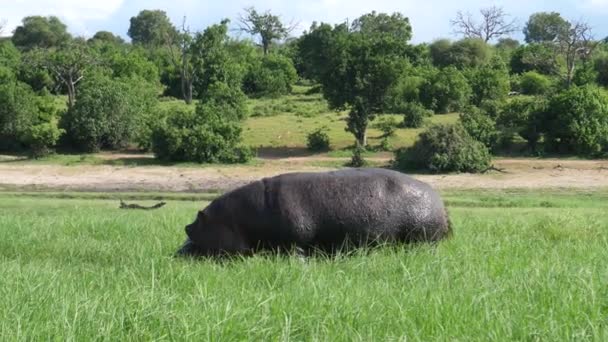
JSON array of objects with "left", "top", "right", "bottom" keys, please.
[{"left": 176, "top": 168, "right": 451, "bottom": 257}]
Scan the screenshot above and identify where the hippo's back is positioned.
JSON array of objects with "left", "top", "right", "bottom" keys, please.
[{"left": 263, "top": 168, "right": 449, "bottom": 246}]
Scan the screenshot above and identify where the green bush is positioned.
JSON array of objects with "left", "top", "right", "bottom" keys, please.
[
  {"left": 152, "top": 82, "right": 252, "bottom": 163},
  {"left": 519, "top": 71, "right": 552, "bottom": 95},
  {"left": 496, "top": 97, "right": 545, "bottom": 147},
  {"left": 572, "top": 63, "right": 598, "bottom": 87},
  {"left": 460, "top": 106, "right": 498, "bottom": 148},
  {"left": 595, "top": 53, "right": 608, "bottom": 87},
  {"left": 420, "top": 67, "right": 471, "bottom": 113},
  {"left": 394, "top": 124, "right": 491, "bottom": 173},
  {"left": 373, "top": 116, "right": 399, "bottom": 137},
  {"left": 243, "top": 54, "right": 298, "bottom": 98},
  {"left": 541, "top": 85, "right": 608, "bottom": 155},
  {"left": 467, "top": 57, "right": 510, "bottom": 106},
  {"left": 0, "top": 71, "right": 63, "bottom": 156},
  {"left": 384, "top": 74, "right": 426, "bottom": 112},
  {"left": 402, "top": 102, "right": 433, "bottom": 128},
  {"left": 22, "top": 118, "right": 65, "bottom": 158},
  {"left": 348, "top": 143, "right": 367, "bottom": 168},
  {"left": 307, "top": 127, "right": 331, "bottom": 152},
  {"left": 61, "top": 74, "right": 158, "bottom": 152}
]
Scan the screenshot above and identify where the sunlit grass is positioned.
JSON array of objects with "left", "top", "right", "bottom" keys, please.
[{"left": 1, "top": 190, "right": 606, "bottom": 340}]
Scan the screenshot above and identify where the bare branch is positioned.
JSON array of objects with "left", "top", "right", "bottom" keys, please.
[
  {"left": 0, "top": 19, "right": 6, "bottom": 35},
  {"left": 451, "top": 6, "right": 518, "bottom": 42}
]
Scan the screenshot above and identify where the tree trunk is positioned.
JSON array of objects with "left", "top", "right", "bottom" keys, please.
[
  {"left": 185, "top": 80, "right": 193, "bottom": 105},
  {"left": 181, "top": 71, "right": 192, "bottom": 105},
  {"left": 181, "top": 51, "right": 192, "bottom": 104},
  {"left": 66, "top": 77, "right": 76, "bottom": 109},
  {"left": 262, "top": 38, "right": 270, "bottom": 56}
]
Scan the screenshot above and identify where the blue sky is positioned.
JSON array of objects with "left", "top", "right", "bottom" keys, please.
[{"left": 2, "top": 0, "right": 608, "bottom": 42}]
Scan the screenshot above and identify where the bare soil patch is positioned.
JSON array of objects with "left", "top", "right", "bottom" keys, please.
[{"left": 1, "top": 155, "right": 607, "bottom": 192}]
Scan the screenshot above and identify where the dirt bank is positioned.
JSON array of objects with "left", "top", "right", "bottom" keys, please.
[{"left": 1, "top": 157, "right": 607, "bottom": 192}]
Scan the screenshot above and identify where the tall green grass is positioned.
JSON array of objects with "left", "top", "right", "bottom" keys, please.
[{"left": 1, "top": 191, "right": 606, "bottom": 340}]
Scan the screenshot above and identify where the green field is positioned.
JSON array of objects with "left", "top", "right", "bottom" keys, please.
[
  {"left": 1, "top": 190, "right": 606, "bottom": 340},
  {"left": 158, "top": 86, "right": 460, "bottom": 152}
]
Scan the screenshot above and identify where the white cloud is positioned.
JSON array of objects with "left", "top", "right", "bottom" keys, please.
[
  {"left": 0, "top": 0, "right": 124, "bottom": 36},
  {"left": 583, "top": 0, "right": 608, "bottom": 11},
  {"left": 1, "top": 0, "right": 606, "bottom": 41}
]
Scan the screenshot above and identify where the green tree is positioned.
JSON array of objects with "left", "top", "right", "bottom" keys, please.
[
  {"left": 0, "top": 70, "right": 63, "bottom": 155},
  {"left": 238, "top": 7, "right": 294, "bottom": 55},
  {"left": 510, "top": 43, "right": 559, "bottom": 75},
  {"left": 88, "top": 31, "right": 125, "bottom": 45},
  {"left": 243, "top": 53, "right": 297, "bottom": 97},
  {"left": 128, "top": 10, "right": 178, "bottom": 47},
  {"left": 395, "top": 124, "right": 491, "bottom": 173},
  {"left": 108, "top": 47, "right": 160, "bottom": 85},
  {"left": 467, "top": 56, "right": 510, "bottom": 106},
  {"left": 152, "top": 83, "right": 251, "bottom": 163},
  {"left": 421, "top": 66, "right": 471, "bottom": 113},
  {"left": 540, "top": 85, "right": 608, "bottom": 155},
  {"left": 35, "top": 40, "right": 96, "bottom": 108},
  {"left": 61, "top": 74, "right": 158, "bottom": 152},
  {"left": 11, "top": 16, "right": 71, "bottom": 49},
  {"left": 430, "top": 38, "right": 492, "bottom": 69},
  {"left": 0, "top": 40, "right": 21, "bottom": 69},
  {"left": 460, "top": 106, "right": 498, "bottom": 148},
  {"left": 166, "top": 17, "right": 196, "bottom": 104},
  {"left": 191, "top": 20, "right": 244, "bottom": 98},
  {"left": 519, "top": 71, "right": 553, "bottom": 95},
  {"left": 523, "top": 12, "right": 570, "bottom": 43},
  {"left": 318, "top": 12, "right": 411, "bottom": 146},
  {"left": 296, "top": 22, "right": 341, "bottom": 82},
  {"left": 595, "top": 52, "right": 608, "bottom": 87}
]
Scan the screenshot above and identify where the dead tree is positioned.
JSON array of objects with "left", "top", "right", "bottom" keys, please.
[
  {"left": 557, "top": 21, "right": 596, "bottom": 87},
  {"left": 238, "top": 7, "right": 297, "bottom": 55},
  {"left": 167, "top": 17, "right": 195, "bottom": 104},
  {"left": 451, "top": 6, "right": 518, "bottom": 42}
]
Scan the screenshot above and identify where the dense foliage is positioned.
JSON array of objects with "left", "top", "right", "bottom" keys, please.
[
  {"left": 395, "top": 124, "right": 491, "bottom": 173},
  {"left": 2, "top": 7, "right": 608, "bottom": 166},
  {"left": 61, "top": 74, "right": 158, "bottom": 152}
]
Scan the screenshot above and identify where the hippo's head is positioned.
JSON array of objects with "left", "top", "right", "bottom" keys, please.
[
  {"left": 185, "top": 210, "right": 208, "bottom": 245},
  {"left": 184, "top": 207, "right": 245, "bottom": 256}
]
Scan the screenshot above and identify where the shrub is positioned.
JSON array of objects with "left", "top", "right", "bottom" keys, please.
[
  {"left": 402, "top": 102, "right": 433, "bottom": 128},
  {"left": 572, "top": 63, "right": 598, "bottom": 87},
  {"left": 307, "top": 127, "right": 331, "bottom": 152},
  {"left": 61, "top": 74, "right": 158, "bottom": 152},
  {"left": 460, "top": 106, "right": 498, "bottom": 148},
  {"left": 22, "top": 118, "right": 64, "bottom": 158},
  {"left": 519, "top": 71, "right": 553, "bottom": 95},
  {"left": 467, "top": 57, "right": 510, "bottom": 106},
  {"left": 243, "top": 54, "right": 298, "bottom": 98},
  {"left": 152, "top": 82, "right": 252, "bottom": 163},
  {"left": 384, "top": 74, "right": 426, "bottom": 112},
  {"left": 0, "top": 72, "right": 63, "bottom": 156},
  {"left": 394, "top": 124, "right": 491, "bottom": 173},
  {"left": 540, "top": 85, "right": 608, "bottom": 155},
  {"left": 420, "top": 67, "right": 471, "bottom": 113},
  {"left": 373, "top": 116, "right": 399, "bottom": 137},
  {"left": 595, "top": 53, "right": 608, "bottom": 87},
  {"left": 348, "top": 143, "right": 367, "bottom": 168},
  {"left": 496, "top": 97, "right": 545, "bottom": 147}
]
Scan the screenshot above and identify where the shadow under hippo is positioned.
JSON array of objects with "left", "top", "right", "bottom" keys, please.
[{"left": 176, "top": 168, "right": 452, "bottom": 258}]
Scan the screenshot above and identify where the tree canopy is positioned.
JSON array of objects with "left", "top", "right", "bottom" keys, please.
[{"left": 12, "top": 16, "right": 71, "bottom": 49}]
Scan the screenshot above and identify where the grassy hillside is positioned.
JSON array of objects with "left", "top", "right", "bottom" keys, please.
[
  {"left": 157, "top": 86, "right": 459, "bottom": 152},
  {"left": 1, "top": 190, "right": 606, "bottom": 340}
]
